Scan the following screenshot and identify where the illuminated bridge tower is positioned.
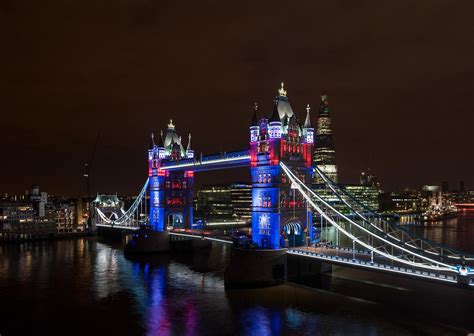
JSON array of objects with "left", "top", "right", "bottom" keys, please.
[
  {"left": 313, "top": 94, "right": 338, "bottom": 184},
  {"left": 250, "top": 83, "right": 313, "bottom": 249},
  {"left": 148, "top": 120, "right": 194, "bottom": 232}
]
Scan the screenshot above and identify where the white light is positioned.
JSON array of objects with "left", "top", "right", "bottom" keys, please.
[
  {"left": 206, "top": 221, "right": 247, "bottom": 226},
  {"left": 161, "top": 155, "right": 251, "bottom": 170}
]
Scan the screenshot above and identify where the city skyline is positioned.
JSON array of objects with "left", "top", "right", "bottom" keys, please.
[{"left": 1, "top": 1, "right": 473, "bottom": 195}]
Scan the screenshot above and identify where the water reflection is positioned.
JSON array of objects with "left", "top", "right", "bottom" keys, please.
[
  {"left": 0, "top": 215, "right": 473, "bottom": 335},
  {"left": 401, "top": 211, "right": 474, "bottom": 254},
  {"left": 146, "top": 266, "right": 170, "bottom": 336}
]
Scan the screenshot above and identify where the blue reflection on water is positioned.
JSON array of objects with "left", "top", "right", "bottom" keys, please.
[{"left": 146, "top": 266, "right": 169, "bottom": 336}]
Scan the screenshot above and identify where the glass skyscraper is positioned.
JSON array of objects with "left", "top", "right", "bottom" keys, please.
[{"left": 313, "top": 95, "right": 338, "bottom": 184}]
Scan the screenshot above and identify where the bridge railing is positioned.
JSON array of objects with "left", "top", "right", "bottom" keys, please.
[{"left": 287, "top": 248, "right": 467, "bottom": 285}]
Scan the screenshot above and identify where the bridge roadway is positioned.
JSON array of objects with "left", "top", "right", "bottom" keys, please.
[{"left": 288, "top": 245, "right": 473, "bottom": 286}]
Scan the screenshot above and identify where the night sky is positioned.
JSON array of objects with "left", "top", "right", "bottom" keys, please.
[{"left": 1, "top": 0, "right": 472, "bottom": 196}]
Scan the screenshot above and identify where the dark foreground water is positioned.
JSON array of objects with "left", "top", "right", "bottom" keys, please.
[{"left": 0, "top": 212, "right": 473, "bottom": 335}]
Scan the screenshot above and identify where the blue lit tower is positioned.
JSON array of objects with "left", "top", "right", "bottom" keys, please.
[
  {"left": 250, "top": 83, "right": 313, "bottom": 249},
  {"left": 148, "top": 120, "right": 194, "bottom": 231}
]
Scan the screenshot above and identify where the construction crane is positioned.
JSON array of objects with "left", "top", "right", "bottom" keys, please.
[{"left": 83, "top": 130, "right": 101, "bottom": 232}]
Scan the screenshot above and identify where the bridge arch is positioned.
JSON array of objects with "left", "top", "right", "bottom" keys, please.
[
  {"left": 281, "top": 220, "right": 304, "bottom": 247},
  {"left": 167, "top": 212, "right": 184, "bottom": 229}
]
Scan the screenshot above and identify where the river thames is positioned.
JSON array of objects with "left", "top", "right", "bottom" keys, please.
[{"left": 0, "top": 212, "right": 473, "bottom": 335}]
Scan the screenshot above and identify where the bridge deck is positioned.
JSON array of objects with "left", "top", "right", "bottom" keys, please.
[{"left": 288, "top": 246, "right": 472, "bottom": 286}]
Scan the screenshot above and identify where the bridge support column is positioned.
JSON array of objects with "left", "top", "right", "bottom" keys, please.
[
  {"left": 125, "top": 230, "right": 170, "bottom": 254},
  {"left": 224, "top": 247, "right": 287, "bottom": 289},
  {"left": 287, "top": 254, "right": 332, "bottom": 288}
]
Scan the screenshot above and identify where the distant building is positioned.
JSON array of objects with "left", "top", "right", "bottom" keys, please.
[
  {"left": 26, "top": 185, "right": 48, "bottom": 217},
  {"left": 230, "top": 184, "right": 252, "bottom": 220},
  {"left": 196, "top": 184, "right": 252, "bottom": 221},
  {"left": 0, "top": 202, "right": 56, "bottom": 242},
  {"left": 313, "top": 95, "right": 338, "bottom": 184},
  {"left": 442, "top": 181, "right": 449, "bottom": 193},
  {"left": 345, "top": 187, "right": 381, "bottom": 211},
  {"left": 52, "top": 202, "right": 79, "bottom": 233},
  {"left": 360, "top": 171, "right": 380, "bottom": 188},
  {"left": 196, "top": 185, "right": 233, "bottom": 219},
  {"left": 342, "top": 171, "right": 381, "bottom": 211},
  {"left": 0, "top": 185, "right": 87, "bottom": 241},
  {"left": 379, "top": 190, "right": 421, "bottom": 213}
]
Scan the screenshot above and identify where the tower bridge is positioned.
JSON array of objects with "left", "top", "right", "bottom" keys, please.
[{"left": 95, "top": 83, "right": 474, "bottom": 288}]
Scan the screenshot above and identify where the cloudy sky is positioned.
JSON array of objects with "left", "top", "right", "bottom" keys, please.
[{"left": 0, "top": 0, "right": 472, "bottom": 195}]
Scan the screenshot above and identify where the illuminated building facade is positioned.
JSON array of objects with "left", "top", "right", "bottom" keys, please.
[
  {"left": 250, "top": 83, "right": 313, "bottom": 248},
  {"left": 230, "top": 184, "right": 252, "bottom": 220},
  {"left": 343, "top": 171, "right": 381, "bottom": 211},
  {"left": 196, "top": 184, "right": 252, "bottom": 221},
  {"left": 313, "top": 95, "right": 338, "bottom": 184},
  {"left": 344, "top": 185, "right": 380, "bottom": 211},
  {"left": 196, "top": 185, "right": 233, "bottom": 219},
  {"left": 0, "top": 202, "right": 56, "bottom": 241},
  {"left": 379, "top": 190, "right": 421, "bottom": 213},
  {"left": 148, "top": 120, "right": 194, "bottom": 231},
  {"left": 0, "top": 187, "right": 57, "bottom": 242}
]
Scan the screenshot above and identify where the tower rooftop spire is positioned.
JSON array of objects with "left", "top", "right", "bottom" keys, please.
[
  {"left": 278, "top": 82, "right": 287, "bottom": 97},
  {"left": 320, "top": 94, "right": 329, "bottom": 114},
  {"left": 157, "top": 130, "right": 164, "bottom": 147},
  {"left": 150, "top": 132, "right": 156, "bottom": 148},
  {"left": 269, "top": 100, "right": 281, "bottom": 122},
  {"left": 187, "top": 133, "right": 192, "bottom": 151},
  {"left": 304, "top": 104, "right": 312, "bottom": 128},
  {"left": 321, "top": 94, "right": 328, "bottom": 105},
  {"left": 251, "top": 102, "right": 259, "bottom": 126}
]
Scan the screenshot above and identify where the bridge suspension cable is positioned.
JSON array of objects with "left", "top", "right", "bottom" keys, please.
[
  {"left": 280, "top": 162, "right": 469, "bottom": 274},
  {"left": 313, "top": 166, "right": 474, "bottom": 262}
]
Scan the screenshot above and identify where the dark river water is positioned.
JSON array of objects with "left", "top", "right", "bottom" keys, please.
[{"left": 1, "top": 212, "right": 473, "bottom": 335}]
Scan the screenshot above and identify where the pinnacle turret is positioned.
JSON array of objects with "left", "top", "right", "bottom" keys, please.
[
  {"left": 157, "top": 130, "right": 164, "bottom": 147},
  {"left": 278, "top": 82, "right": 287, "bottom": 97},
  {"left": 150, "top": 132, "right": 156, "bottom": 148},
  {"left": 304, "top": 104, "right": 311, "bottom": 128},
  {"left": 251, "top": 102, "right": 259, "bottom": 127},
  {"left": 186, "top": 133, "right": 192, "bottom": 151},
  {"left": 269, "top": 101, "right": 281, "bottom": 123}
]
